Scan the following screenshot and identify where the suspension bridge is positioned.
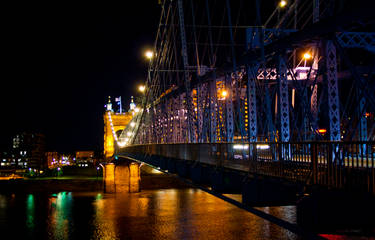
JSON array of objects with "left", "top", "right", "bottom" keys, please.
[{"left": 103, "top": 0, "right": 375, "bottom": 233}]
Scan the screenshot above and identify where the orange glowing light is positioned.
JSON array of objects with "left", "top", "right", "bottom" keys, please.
[
  {"left": 221, "top": 90, "right": 228, "bottom": 98},
  {"left": 318, "top": 129, "right": 327, "bottom": 134},
  {"left": 303, "top": 52, "right": 312, "bottom": 60}
]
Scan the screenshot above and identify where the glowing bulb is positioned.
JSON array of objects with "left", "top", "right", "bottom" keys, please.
[
  {"left": 221, "top": 90, "right": 228, "bottom": 98},
  {"left": 134, "top": 107, "right": 140, "bottom": 113},
  {"left": 279, "top": 0, "right": 287, "bottom": 8},
  {"left": 318, "top": 129, "right": 327, "bottom": 134},
  {"left": 130, "top": 122, "right": 136, "bottom": 127},
  {"left": 145, "top": 50, "right": 153, "bottom": 59},
  {"left": 139, "top": 85, "right": 146, "bottom": 92},
  {"left": 127, "top": 132, "right": 132, "bottom": 137},
  {"left": 303, "top": 52, "right": 312, "bottom": 60}
]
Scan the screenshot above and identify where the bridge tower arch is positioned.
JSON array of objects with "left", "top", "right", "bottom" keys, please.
[{"left": 103, "top": 98, "right": 133, "bottom": 160}]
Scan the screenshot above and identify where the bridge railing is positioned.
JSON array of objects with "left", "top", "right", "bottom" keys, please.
[{"left": 121, "top": 141, "right": 375, "bottom": 194}]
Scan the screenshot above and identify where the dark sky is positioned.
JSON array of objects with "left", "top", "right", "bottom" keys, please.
[{"left": 1, "top": 2, "right": 161, "bottom": 152}]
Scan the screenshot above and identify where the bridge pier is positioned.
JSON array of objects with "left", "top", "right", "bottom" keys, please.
[
  {"left": 103, "top": 163, "right": 116, "bottom": 193},
  {"left": 103, "top": 161, "right": 140, "bottom": 193}
]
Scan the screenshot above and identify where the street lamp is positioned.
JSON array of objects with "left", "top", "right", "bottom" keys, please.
[
  {"left": 57, "top": 167, "right": 61, "bottom": 179},
  {"left": 303, "top": 52, "right": 312, "bottom": 60},
  {"left": 303, "top": 52, "right": 312, "bottom": 66},
  {"left": 220, "top": 90, "right": 228, "bottom": 100},
  {"left": 145, "top": 50, "right": 153, "bottom": 60},
  {"left": 279, "top": 0, "right": 287, "bottom": 8},
  {"left": 96, "top": 166, "right": 100, "bottom": 179},
  {"left": 138, "top": 85, "right": 146, "bottom": 92}
]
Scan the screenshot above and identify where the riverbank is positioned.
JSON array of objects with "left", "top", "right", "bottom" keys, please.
[{"left": 0, "top": 174, "right": 191, "bottom": 193}]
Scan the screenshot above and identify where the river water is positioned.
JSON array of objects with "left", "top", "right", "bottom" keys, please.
[{"left": 0, "top": 187, "right": 301, "bottom": 240}]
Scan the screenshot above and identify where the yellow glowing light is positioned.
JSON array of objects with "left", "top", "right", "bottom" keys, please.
[
  {"left": 221, "top": 90, "right": 228, "bottom": 98},
  {"left": 145, "top": 50, "right": 153, "bottom": 59},
  {"left": 303, "top": 52, "right": 312, "bottom": 60},
  {"left": 139, "top": 85, "right": 146, "bottom": 92},
  {"left": 279, "top": 0, "right": 287, "bottom": 8}
]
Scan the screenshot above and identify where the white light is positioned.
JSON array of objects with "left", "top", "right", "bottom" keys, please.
[
  {"left": 130, "top": 122, "right": 136, "bottom": 127},
  {"left": 139, "top": 85, "right": 146, "bottom": 92},
  {"left": 145, "top": 50, "right": 153, "bottom": 59},
  {"left": 117, "top": 142, "right": 126, "bottom": 147},
  {"left": 256, "top": 144, "right": 270, "bottom": 150},
  {"left": 233, "top": 144, "right": 249, "bottom": 150},
  {"left": 279, "top": 0, "right": 287, "bottom": 8},
  {"left": 134, "top": 107, "right": 140, "bottom": 113},
  {"left": 127, "top": 132, "right": 132, "bottom": 137},
  {"left": 151, "top": 168, "right": 163, "bottom": 174}
]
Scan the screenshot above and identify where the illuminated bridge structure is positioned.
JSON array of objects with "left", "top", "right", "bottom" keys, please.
[{"left": 105, "top": 0, "right": 375, "bottom": 233}]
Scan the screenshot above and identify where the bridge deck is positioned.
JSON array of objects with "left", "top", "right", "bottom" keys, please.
[{"left": 120, "top": 142, "right": 375, "bottom": 195}]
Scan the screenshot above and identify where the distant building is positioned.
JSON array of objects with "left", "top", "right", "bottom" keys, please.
[
  {"left": 0, "top": 151, "right": 12, "bottom": 168},
  {"left": 9, "top": 132, "right": 47, "bottom": 170},
  {"left": 46, "top": 152, "right": 60, "bottom": 168},
  {"left": 76, "top": 151, "right": 95, "bottom": 167}
]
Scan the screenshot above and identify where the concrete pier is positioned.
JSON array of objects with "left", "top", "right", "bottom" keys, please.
[{"left": 104, "top": 161, "right": 140, "bottom": 193}]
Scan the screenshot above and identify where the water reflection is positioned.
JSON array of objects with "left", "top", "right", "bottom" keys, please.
[
  {"left": 48, "top": 192, "right": 74, "bottom": 239},
  {"left": 26, "top": 194, "right": 35, "bottom": 232},
  {"left": 92, "top": 193, "right": 118, "bottom": 240},
  {"left": 0, "top": 190, "right": 300, "bottom": 240}
]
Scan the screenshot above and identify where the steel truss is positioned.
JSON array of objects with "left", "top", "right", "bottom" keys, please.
[{"left": 121, "top": 0, "right": 374, "bottom": 147}]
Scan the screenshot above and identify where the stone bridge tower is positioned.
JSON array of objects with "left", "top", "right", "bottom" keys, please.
[{"left": 103, "top": 96, "right": 133, "bottom": 160}]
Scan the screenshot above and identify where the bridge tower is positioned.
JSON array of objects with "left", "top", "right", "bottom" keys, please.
[{"left": 103, "top": 96, "right": 133, "bottom": 160}]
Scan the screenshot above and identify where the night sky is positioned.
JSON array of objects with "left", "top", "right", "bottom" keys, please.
[{"left": 1, "top": 2, "right": 161, "bottom": 152}]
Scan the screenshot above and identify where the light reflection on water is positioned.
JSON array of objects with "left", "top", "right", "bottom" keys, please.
[
  {"left": 48, "top": 192, "right": 74, "bottom": 239},
  {"left": 0, "top": 189, "right": 300, "bottom": 240}
]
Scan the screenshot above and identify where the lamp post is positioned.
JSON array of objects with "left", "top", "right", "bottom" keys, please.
[
  {"left": 57, "top": 167, "right": 61, "bottom": 179},
  {"left": 96, "top": 166, "right": 100, "bottom": 180}
]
